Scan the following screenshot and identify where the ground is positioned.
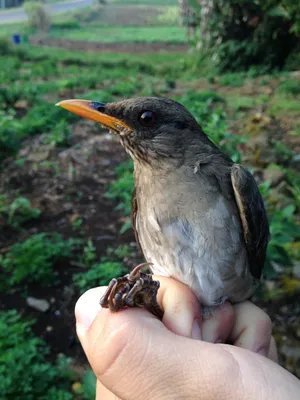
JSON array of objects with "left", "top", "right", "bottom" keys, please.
[{"left": 0, "top": 0, "right": 300, "bottom": 398}]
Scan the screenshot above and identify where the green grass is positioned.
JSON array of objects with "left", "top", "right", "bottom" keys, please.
[
  {"left": 50, "top": 25, "right": 186, "bottom": 43},
  {"left": 278, "top": 78, "right": 300, "bottom": 95},
  {"left": 269, "top": 94, "right": 300, "bottom": 114}
]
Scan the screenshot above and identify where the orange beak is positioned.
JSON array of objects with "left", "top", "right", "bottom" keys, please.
[{"left": 56, "top": 99, "right": 131, "bottom": 133}]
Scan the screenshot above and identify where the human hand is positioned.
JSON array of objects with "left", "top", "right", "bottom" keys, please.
[{"left": 75, "top": 277, "right": 299, "bottom": 400}]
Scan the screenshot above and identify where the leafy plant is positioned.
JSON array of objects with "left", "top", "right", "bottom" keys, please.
[
  {"left": 278, "top": 78, "right": 300, "bottom": 95},
  {"left": 0, "top": 195, "right": 40, "bottom": 228},
  {"left": 82, "top": 239, "right": 97, "bottom": 268},
  {"left": 44, "top": 120, "right": 71, "bottom": 147},
  {"left": 265, "top": 205, "right": 300, "bottom": 277},
  {"left": 73, "top": 260, "right": 127, "bottom": 293},
  {"left": 107, "top": 244, "right": 132, "bottom": 260},
  {"left": 0, "top": 233, "right": 80, "bottom": 287},
  {"left": 0, "top": 309, "right": 73, "bottom": 400}
]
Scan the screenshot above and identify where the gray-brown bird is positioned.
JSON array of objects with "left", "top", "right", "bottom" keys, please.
[{"left": 57, "top": 97, "right": 270, "bottom": 318}]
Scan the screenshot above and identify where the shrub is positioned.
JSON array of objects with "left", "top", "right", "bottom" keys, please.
[
  {"left": 24, "top": 1, "right": 51, "bottom": 33},
  {"left": 196, "top": 0, "right": 300, "bottom": 71}
]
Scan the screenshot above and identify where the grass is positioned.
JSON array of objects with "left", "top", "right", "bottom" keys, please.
[
  {"left": 50, "top": 25, "right": 186, "bottom": 43},
  {"left": 268, "top": 94, "right": 300, "bottom": 114}
]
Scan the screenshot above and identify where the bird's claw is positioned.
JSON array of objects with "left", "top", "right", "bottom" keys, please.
[{"left": 100, "top": 262, "right": 164, "bottom": 320}]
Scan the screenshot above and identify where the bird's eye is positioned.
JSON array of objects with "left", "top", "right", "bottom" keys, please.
[
  {"left": 139, "top": 111, "right": 156, "bottom": 126},
  {"left": 92, "top": 102, "right": 106, "bottom": 113}
]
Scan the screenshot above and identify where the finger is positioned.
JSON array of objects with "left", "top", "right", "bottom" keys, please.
[
  {"left": 229, "top": 301, "right": 272, "bottom": 357},
  {"left": 155, "top": 275, "right": 202, "bottom": 339},
  {"left": 201, "top": 302, "right": 235, "bottom": 343}
]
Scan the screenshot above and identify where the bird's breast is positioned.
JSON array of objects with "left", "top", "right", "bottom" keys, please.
[{"left": 134, "top": 167, "right": 254, "bottom": 305}]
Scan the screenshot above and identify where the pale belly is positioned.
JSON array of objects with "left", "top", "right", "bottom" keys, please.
[{"left": 136, "top": 196, "right": 256, "bottom": 306}]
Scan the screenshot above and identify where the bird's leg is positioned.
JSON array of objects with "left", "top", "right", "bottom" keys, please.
[
  {"left": 100, "top": 262, "right": 163, "bottom": 320},
  {"left": 124, "top": 272, "right": 163, "bottom": 320}
]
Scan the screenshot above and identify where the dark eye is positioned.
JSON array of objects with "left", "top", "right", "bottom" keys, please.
[
  {"left": 139, "top": 110, "right": 156, "bottom": 126},
  {"left": 92, "top": 102, "right": 106, "bottom": 113}
]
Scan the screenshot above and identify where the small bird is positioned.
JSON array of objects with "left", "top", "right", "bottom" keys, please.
[{"left": 57, "top": 97, "right": 270, "bottom": 318}]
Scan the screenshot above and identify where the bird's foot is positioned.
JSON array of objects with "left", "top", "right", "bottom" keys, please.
[{"left": 100, "top": 262, "right": 164, "bottom": 320}]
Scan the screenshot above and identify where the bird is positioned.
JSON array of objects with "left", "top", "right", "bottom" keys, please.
[{"left": 57, "top": 97, "right": 270, "bottom": 319}]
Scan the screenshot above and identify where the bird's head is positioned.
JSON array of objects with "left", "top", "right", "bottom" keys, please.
[{"left": 56, "top": 97, "right": 201, "bottom": 163}]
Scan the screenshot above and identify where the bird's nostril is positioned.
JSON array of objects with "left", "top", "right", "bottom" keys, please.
[{"left": 92, "top": 102, "right": 106, "bottom": 113}]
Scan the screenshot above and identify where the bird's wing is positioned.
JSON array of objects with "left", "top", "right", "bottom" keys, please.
[
  {"left": 231, "top": 164, "right": 270, "bottom": 279},
  {"left": 131, "top": 187, "right": 142, "bottom": 250}
]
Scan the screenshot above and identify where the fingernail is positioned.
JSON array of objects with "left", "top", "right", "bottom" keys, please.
[
  {"left": 257, "top": 347, "right": 267, "bottom": 357},
  {"left": 192, "top": 319, "right": 202, "bottom": 340},
  {"left": 75, "top": 289, "right": 102, "bottom": 331}
]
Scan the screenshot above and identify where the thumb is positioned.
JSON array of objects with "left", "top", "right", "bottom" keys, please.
[{"left": 75, "top": 288, "right": 231, "bottom": 400}]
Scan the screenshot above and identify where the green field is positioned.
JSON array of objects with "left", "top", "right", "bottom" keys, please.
[{"left": 50, "top": 24, "right": 186, "bottom": 42}]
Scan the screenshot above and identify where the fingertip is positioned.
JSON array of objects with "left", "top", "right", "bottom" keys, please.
[
  {"left": 156, "top": 276, "right": 202, "bottom": 339},
  {"left": 230, "top": 301, "right": 273, "bottom": 356},
  {"left": 202, "top": 302, "right": 235, "bottom": 343},
  {"left": 75, "top": 287, "right": 107, "bottom": 333}
]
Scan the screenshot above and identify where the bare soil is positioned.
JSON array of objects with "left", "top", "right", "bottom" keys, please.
[{"left": 29, "top": 36, "right": 189, "bottom": 53}]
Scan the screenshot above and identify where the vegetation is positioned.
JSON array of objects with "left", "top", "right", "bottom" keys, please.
[
  {"left": 24, "top": 1, "right": 51, "bottom": 33},
  {"left": 190, "top": 0, "right": 300, "bottom": 71},
  {"left": 0, "top": 310, "right": 73, "bottom": 400},
  {"left": 50, "top": 25, "right": 186, "bottom": 43},
  {"left": 0, "top": 195, "right": 40, "bottom": 228},
  {"left": 0, "top": 233, "right": 80, "bottom": 286},
  {"left": 0, "top": 0, "right": 299, "bottom": 397}
]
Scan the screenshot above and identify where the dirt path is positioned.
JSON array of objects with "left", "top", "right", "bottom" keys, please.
[{"left": 29, "top": 36, "right": 189, "bottom": 54}]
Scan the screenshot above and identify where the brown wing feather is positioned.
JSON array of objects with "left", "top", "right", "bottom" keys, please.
[
  {"left": 231, "top": 164, "right": 270, "bottom": 279},
  {"left": 131, "top": 187, "right": 142, "bottom": 251}
]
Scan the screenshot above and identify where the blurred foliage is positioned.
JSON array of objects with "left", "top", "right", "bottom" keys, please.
[
  {"left": 195, "top": 0, "right": 300, "bottom": 71},
  {"left": 74, "top": 245, "right": 130, "bottom": 292},
  {"left": 81, "top": 369, "right": 96, "bottom": 400},
  {"left": 0, "top": 310, "right": 73, "bottom": 400},
  {"left": 278, "top": 78, "right": 300, "bottom": 95},
  {"left": 0, "top": 195, "right": 40, "bottom": 228},
  {"left": 0, "top": 233, "right": 81, "bottom": 287},
  {"left": 265, "top": 204, "right": 300, "bottom": 277},
  {"left": 24, "top": 1, "right": 51, "bottom": 32},
  {"left": 105, "top": 159, "right": 134, "bottom": 232},
  {"left": 73, "top": 260, "right": 127, "bottom": 293}
]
